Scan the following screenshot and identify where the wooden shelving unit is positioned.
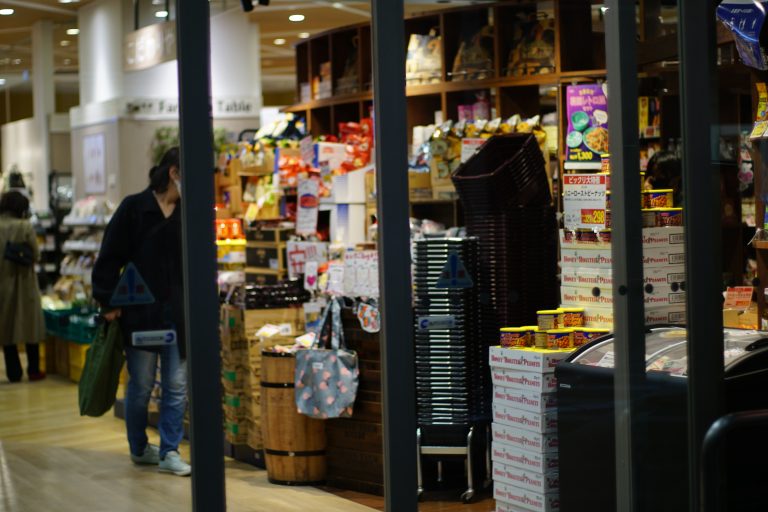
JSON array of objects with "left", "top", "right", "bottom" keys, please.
[{"left": 288, "top": 1, "right": 607, "bottom": 151}]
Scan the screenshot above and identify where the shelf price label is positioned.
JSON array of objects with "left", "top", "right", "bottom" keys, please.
[
  {"left": 563, "top": 174, "right": 608, "bottom": 230},
  {"left": 581, "top": 209, "right": 606, "bottom": 225}
]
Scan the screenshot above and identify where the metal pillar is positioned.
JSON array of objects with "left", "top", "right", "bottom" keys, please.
[
  {"left": 677, "top": 1, "right": 724, "bottom": 510},
  {"left": 370, "top": 0, "right": 417, "bottom": 510},
  {"left": 176, "top": 2, "right": 226, "bottom": 511},
  {"left": 604, "top": 2, "right": 646, "bottom": 510}
]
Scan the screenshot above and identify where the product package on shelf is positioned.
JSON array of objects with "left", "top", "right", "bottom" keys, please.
[{"left": 490, "top": 344, "right": 567, "bottom": 512}]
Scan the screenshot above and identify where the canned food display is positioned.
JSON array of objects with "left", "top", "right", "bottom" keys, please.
[
  {"left": 643, "top": 189, "right": 674, "bottom": 209},
  {"left": 560, "top": 307, "right": 585, "bottom": 327},
  {"left": 522, "top": 326, "right": 539, "bottom": 343},
  {"left": 576, "top": 229, "right": 598, "bottom": 243},
  {"left": 600, "top": 154, "right": 611, "bottom": 174},
  {"left": 642, "top": 209, "right": 658, "bottom": 227},
  {"left": 500, "top": 327, "right": 529, "bottom": 348},
  {"left": 598, "top": 229, "right": 611, "bottom": 243},
  {"left": 573, "top": 328, "right": 610, "bottom": 347},
  {"left": 547, "top": 328, "right": 574, "bottom": 349},
  {"left": 537, "top": 310, "right": 561, "bottom": 331},
  {"left": 534, "top": 331, "right": 549, "bottom": 348},
  {"left": 656, "top": 208, "right": 683, "bottom": 227}
]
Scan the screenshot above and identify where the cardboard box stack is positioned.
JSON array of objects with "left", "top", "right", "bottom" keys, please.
[
  {"left": 559, "top": 226, "right": 686, "bottom": 329},
  {"left": 489, "top": 346, "right": 571, "bottom": 512},
  {"left": 220, "top": 305, "right": 251, "bottom": 446}
]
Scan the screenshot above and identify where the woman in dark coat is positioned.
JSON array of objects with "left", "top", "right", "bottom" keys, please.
[
  {"left": 92, "top": 147, "right": 190, "bottom": 476},
  {"left": 0, "top": 191, "right": 46, "bottom": 382}
]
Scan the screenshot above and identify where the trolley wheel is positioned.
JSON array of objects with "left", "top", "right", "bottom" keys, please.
[{"left": 461, "top": 489, "right": 475, "bottom": 503}]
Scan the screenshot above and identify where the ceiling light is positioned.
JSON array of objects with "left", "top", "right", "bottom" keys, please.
[
  {"left": 298, "top": 32, "right": 310, "bottom": 39},
  {"left": 273, "top": 38, "right": 287, "bottom": 45},
  {"left": 288, "top": 14, "right": 305, "bottom": 22},
  {"left": 155, "top": 10, "right": 169, "bottom": 18},
  {"left": 12, "top": 59, "right": 21, "bottom": 65},
  {"left": 0, "top": 79, "right": 6, "bottom": 85},
  {"left": 60, "top": 40, "right": 71, "bottom": 47},
  {"left": 0, "top": 8, "right": 14, "bottom": 15},
  {"left": 67, "top": 28, "right": 79, "bottom": 36},
  {"left": 332, "top": 2, "right": 343, "bottom": 8},
  {"left": 58, "top": 0, "right": 80, "bottom": 3}
]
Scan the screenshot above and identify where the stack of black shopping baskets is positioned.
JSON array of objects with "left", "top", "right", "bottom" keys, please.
[
  {"left": 412, "top": 133, "right": 559, "bottom": 502},
  {"left": 452, "top": 133, "right": 559, "bottom": 348},
  {"left": 413, "top": 237, "right": 488, "bottom": 502}
]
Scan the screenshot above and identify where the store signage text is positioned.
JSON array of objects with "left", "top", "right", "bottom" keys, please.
[
  {"left": 124, "top": 22, "right": 176, "bottom": 72},
  {"left": 124, "top": 97, "right": 259, "bottom": 119}
]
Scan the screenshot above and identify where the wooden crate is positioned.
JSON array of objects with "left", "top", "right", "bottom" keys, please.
[
  {"left": 246, "top": 242, "right": 287, "bottom": 271},
  {"left": 244, "top": 307, "right": 304, "bottom": 335}
]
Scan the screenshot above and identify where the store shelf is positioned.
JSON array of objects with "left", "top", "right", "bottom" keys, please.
[
  {"left": 410, "top": 198, "right": 459, "bottom": 205},
  {"left": 62, "top": 217, "right": 110, "bottom": 228},
  {"left": 62, "top": 241, "right": 101, "bottom": 252},
  {"left": 284, "top": 91, "right": 373, "bottom": 113},
  {"left": 753, "top": 241, "right": 768, "bottom": 251}
]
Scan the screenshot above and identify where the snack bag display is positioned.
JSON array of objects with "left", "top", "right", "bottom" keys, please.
[
  {"left": 405, "top": 32, "right": 442, "bottom": 85},
  {"left": 507, "top": 9, "right": 556, "bottom": 77},
  {"left": 717, "top": 0, "right": 768, "bottom": 70}
]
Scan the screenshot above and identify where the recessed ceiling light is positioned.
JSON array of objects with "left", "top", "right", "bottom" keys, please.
[
  {"left": 298, "top": 32, "right": 310, "bottom": 39},
  {"left": 0, "top": 79, "right": 6, "bottom": 85},
  {"left": 332, "top": 2, "right": 343, "bottom": 8},
  {"left": 12, "top": 59, "right": 21, "bottom": 65},
  {"left": 155, "top": 10, "right": 168, "bottom": 18},
  {"left": 58, "top": 0, "right": 80, "bottom": 3},
  {"left": 288, "top": 14, "right": 305, "bottom": 22},
  {"left": 273, "top": 38, "right": 287, "bottom": 46},
  {"left": 67, "top": 28, "right": 79, "bottom": 36},
  {"left": 60, "top": 40, "right": 71, "bottom": 47},
  {"left": 0, "top": 8, "right": 14, "bottom": 15}
]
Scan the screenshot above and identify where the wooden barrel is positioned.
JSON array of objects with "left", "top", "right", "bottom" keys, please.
[{"left": 261, "top": 351, "right": 327, "bottom": 485}]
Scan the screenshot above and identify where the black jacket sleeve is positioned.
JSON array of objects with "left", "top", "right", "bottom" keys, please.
[{"left": 91, "top": 198, "right": 135, "bottom": 308}]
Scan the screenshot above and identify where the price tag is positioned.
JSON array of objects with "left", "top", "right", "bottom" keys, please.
[
  {"left": 724, "top": 286, "right": 753, "bottom": 309},
  {"left": 300, "top": 135, "right": 314, "bottom": 164},
  {"left": 460, "top": 138, "right": 485, "bottom": 163},
  {"left": 563, "top": 174, "right": 608, "bottom": 230}
]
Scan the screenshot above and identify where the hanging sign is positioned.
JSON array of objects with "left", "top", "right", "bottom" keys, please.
[
  {"left": 304, "top": 261, "right": 319, "bottom": 291},
  {"left": 435, "top": 252, "right": 474, "bottom": 289},
  {"left": 124, "top": 22, "right": 176, "bottom": 72},
  {"left": 724, "top": 286, "right": 754, "bottom": 309},
  {"left": 563, "top": 174, "right": 608, "bottom": 229},
  {"left": 300, "top": 136, "right": 315, "bottom": 164},
  {"left": 564, "top": 84, "right": 609, "bottom": 170},
  {"left": 110, "top": 263, "right": 155, "bottom": 306},
  {"left": 296, "top": 178, "right": 320, "bottom": 236},
  {"left": 286, "top": 241, "right": 329, "bottom": 279}
]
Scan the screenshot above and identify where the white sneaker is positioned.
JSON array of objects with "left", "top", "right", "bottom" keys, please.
[
  {"left": 158, "top": 450, "right": 191, "bottom": 476},
  {"left": 131, "top": 444, "right": 160, "bottom": 465}
]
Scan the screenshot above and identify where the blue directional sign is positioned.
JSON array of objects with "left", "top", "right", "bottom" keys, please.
[
  {"left": 110, "top": 262, "right": 156, "bottom": 306},
  {"left": 435, "top": 251, "right": 474, "bottom": 289}
]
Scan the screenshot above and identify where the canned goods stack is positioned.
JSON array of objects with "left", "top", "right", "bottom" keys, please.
[
  {"left": 452, "top": 133, "right": 559, "bottom": 366},
  {"left": 488, "top": 333, "right": 573, "bottom": 512}
]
